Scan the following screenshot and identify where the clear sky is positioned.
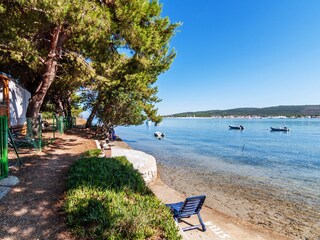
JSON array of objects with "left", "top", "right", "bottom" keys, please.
[{"left": 156, "top": 0, "right": 320, "bottom": 115}]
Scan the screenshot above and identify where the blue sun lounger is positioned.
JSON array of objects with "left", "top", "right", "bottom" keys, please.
[{"left": 166, "top": 195, "right": 206, "bottom": 231}]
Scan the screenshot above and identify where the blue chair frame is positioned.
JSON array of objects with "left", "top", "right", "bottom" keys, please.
[{"left": 166, "top": 195, "right": 206, "bottom": 231}]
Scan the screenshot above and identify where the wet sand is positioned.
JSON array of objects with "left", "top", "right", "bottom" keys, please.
[{"left": 158, "top": 164, "right": 320, "bottom": 240}]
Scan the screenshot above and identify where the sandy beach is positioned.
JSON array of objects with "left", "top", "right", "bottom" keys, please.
[{"left": 158, "top": 164, "right": 320, "bottom": 240}]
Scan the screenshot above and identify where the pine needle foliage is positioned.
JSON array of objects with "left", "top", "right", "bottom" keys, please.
[{"left": 0, "top": 0, "right": 179, "bottom": 123}]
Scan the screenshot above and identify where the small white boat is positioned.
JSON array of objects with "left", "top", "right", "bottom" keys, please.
[
  {"left": 270, "top": 127, "right": 290, "bottom": 132},
  {"left": 146, "top": 120, "right": 152, "bottom": 126},
  {"left": 154, "top": 131, "right": 165, "bottom": 138}
]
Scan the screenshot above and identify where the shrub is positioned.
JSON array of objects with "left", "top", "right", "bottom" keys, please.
[
  {"left": 81, "top": 149, "right": 102, "bottom": 158},
  {"left": 65, "top": 156, "right": 181, "bottom": 239}
]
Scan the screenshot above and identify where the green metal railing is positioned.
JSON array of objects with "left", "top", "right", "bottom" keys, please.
[
  {"left": 0, "top": 116, "right": 8, "bottom": 179},
  {"left": 57, "top": 116, "right": 64, "bottom": 134},
  {"left": 56, "top": 115, "right": 76, "bottom": 134},
  {"left": 6, "top": 114, "right": 76, "bottom": 166}
]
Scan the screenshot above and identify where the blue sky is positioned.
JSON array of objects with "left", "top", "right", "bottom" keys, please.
[{"left": 156, "top": 0, "right": 320, "bottom": 115}]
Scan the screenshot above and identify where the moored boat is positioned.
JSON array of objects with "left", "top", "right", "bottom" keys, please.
[
  {"left": 229, "top": 125, "right": 244, "bottom": 130},
  {"left": 154, "top": 131, "right": 165, "bottom": 138},
  {"left": 270, "top": 127, "right": 290, "bottom": 132}
]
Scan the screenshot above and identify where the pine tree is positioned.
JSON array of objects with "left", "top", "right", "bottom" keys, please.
[{"left": 0, "top": 0, "right": 179, "bottom": 126}]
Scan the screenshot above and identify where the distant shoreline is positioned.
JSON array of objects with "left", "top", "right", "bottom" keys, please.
[
  {"left": 164, "top": 115, "right": 320, "bottom": 119},
  {"left": 164, "top": 104, "right": 320, "bottom": 118}
]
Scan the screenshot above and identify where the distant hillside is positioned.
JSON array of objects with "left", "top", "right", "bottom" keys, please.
[{"left": 167, "top": 105, "right": 320, "bottom": 117}]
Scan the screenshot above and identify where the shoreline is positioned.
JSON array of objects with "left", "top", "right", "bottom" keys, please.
[
  {"left": 112, "top": 138, "right": 319, "bottom": 240},
  {"left": 109, "top": 140, "right": 317, "bottom": 239},
  {"left": 149, "top": 173, "right": 290, "bottom": 240},
  {"left": 163, "top": 116, "right": 320, "bottom": 119},
  {"left": 158, "top": 164, "right": 320, "bottom": 239}
]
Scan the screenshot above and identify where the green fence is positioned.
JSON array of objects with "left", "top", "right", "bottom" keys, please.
[
  {"left": 0, "top": 116, "right": 8, "bottom": 179},
  {"left": 8, "top": 117, "right": 47, "bottom": 158},
  {"left": 7, "top": 115, "right": 76, "bottom": 165},
  {"left": 56, "top": 115, "right": 76, "bottom": 134}
]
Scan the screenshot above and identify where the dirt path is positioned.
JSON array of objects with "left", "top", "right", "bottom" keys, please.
[{"left": 0, "top": 128, "right": 96, "bottom": 240}]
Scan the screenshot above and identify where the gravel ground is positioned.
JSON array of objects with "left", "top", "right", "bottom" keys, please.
[{"left": 0, "top": 128, "right": 96, "bottom": 240}]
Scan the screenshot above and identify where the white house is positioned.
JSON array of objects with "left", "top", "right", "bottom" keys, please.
[{"left": 0, "top": 72, "right": 31, "bottom": 127}]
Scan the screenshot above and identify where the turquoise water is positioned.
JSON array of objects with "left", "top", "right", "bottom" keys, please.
[{"left": 116, "top": 118, "right": 320, "bottom": 197}]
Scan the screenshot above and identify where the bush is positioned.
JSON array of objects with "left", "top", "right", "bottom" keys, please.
[
  {"left": 81, "top": 149, "right": 102, "bottom": 158},
  {"left": 65, "top": 156, "right": 181, "bottom": 239}
]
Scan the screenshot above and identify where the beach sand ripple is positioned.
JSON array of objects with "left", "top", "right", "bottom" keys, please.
[{"left": 159, "top": 164, "right": 320, "bottom": 240}]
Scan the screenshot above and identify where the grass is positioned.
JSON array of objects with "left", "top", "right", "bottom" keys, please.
[{"left": 64, "top": 153, "right": 181, "bottom": 239}]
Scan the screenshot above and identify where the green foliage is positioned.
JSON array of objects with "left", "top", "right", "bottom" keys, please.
[
  {"left": 71, "top": 107, "right": 82, "bottom": 118},
  {"left": 0, "top": 0, "right": 178, "bottom": 125},
  {"left": 81, "top": 149, "right": 102, "bottom": 158},
  {"left": 40, "top": 111, "right": 54, "bottom": 120},
  {"left": 65, "top": 156, "right": 181, "bottom": 239},
  {"left": 80, "top": 0, "right": 179, "bottom": 128},
  {"left": 170, "top": 105, "right": 320, "bottom": 118}
]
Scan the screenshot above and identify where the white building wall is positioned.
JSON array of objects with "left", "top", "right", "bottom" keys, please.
[{"left": 9, "top": 80, "right": 31, "bottom": 126}]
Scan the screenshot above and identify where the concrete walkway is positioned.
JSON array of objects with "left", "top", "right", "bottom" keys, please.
[{"left": 111, "top": 146, "right": 157, "bottom": 184}]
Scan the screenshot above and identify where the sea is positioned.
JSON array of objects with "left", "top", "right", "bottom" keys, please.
[{"left": 115, "top": 118, "right": 320, "bottom": 199}]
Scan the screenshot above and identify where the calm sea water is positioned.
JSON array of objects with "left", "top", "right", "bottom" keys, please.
[{"left": 116, "top": 118, "right": 320, "bottom": 197}]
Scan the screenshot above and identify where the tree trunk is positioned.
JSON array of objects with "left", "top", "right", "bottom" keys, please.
[
  {"left": 85, "top": 105, "right": 98, "bottom": 128},
  {"left": 56, "top": 98, "right": 65, "bottom": 116},
  {"left": 26, "top": 25, "right": 63, "bottom": 118},
  {"left": 66, "top": 95, "right": 72, "bottom": 117}
]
